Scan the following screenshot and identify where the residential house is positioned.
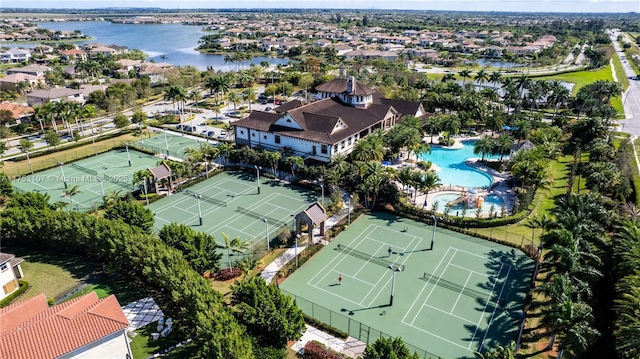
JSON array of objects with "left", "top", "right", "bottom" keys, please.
[
  {"left": 0, "top": 252, "right": 24, "bottom": 301},
  {"left": 233, "top": 76, "right": 424, "bottom": 162},
  {"left": 344, "top": 49, "right": 398, "bottom": 61},
  {"left": 60, "top": 48, "right": 88, "bottom": 62},
  {"left": 26, "top": 88, "right": 84, "bottom": 107},
  {"left": 0, "top": 102, "right": 34, "bottom": 125},
  {"left": 0, "top": 73, "right": 41, "bottom": 92},
  {"left": 485, "top": 45, "right": 503, "bottom": 58},
  {"left": 6, "top": 64, "right": 52, "bottom": 77},
  {"left": 0, "top": 292, "right": 132, "bottom": 359},
  {"left": 0, "top": 48, "right": 31, "bottom": 63}
]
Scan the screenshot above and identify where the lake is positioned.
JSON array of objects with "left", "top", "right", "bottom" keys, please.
[{"left": 34, "top": 21, "right": 289, "bottom": 71}]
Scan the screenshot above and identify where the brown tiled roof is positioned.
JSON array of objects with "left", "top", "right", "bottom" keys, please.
[
  {"left": 148, "top": 163, "right": 172, "bottom": 179},
  {"left": 0, "top": 102, "right": 34, "bottom": 119},
  {"left": 274, "top": 100, "right": 304, "bottom": 114},
  {"left": 0, "top": 292, "right": 129, "bottom": 359},
  {"left": 371, "top": 92, "right": 422, "bottom": 118},
  {"left": 315, "top": 78, "right": 376, "bottom": 96},
  {"left": 234, "top": 97, "right": 394, "bottom": 144}
]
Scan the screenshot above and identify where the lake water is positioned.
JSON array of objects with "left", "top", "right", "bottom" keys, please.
[{"left": 34, "top": 21, "right": 289, "bottom": 71}]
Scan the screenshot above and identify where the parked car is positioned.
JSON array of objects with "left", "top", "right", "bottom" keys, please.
[
  {"left": 206, "top": 131, "right": 215, "bottom": 137},
  {"left": 265, "top": 107, "right": 272, "bottom": 111}
]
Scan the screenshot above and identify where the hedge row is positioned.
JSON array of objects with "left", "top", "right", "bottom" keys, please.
[
  {"left": 0, "top": 280, "right": 29, "bottom": 308},
  {"left": 301, "top": 316, "right": 349, "bottom": 340}
]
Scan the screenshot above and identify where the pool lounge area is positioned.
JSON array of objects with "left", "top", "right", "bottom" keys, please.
[{"left": 410, "top": 138, "right": 516, "bottom": 217}]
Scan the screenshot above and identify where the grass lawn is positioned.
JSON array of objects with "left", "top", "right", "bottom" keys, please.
[
  {"left": 59, "top": 273, "right": 151, "bottom": 306},
  {"left": 129, "top": 322, "right": 195, "bottom": 359},
  {"left": 7, "top": 246, "right": 100, "bottom": 302},
  {"left": 2, "top": 132, "right": 142, "bottom": 177},
  {"left": 474, "top": 154, "right": 576, "bottom": 247},
  {"left": 612, "top": 52, "right": 630, "bottom": 91},
  {"left": 533, "top": 66, "right": 613, "bottom": 95}
]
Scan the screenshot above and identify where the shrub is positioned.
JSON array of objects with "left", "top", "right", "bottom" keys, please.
[
  {"left": 301, "top": 315, "right": 348, "bottom": 340},
  {"left": 0, "top": 280, "right": 29, "bottom": 308},
  {"left": 302, "top": 340, "right": 346, "bottom": 359},
  {"left": 214, "top": 267, "right": 242, "bottom": 281}
]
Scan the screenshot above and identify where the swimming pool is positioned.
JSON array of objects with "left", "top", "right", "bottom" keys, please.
[
  {"left": 430, "top": 193, "right": 505, "bottom": 217},
  {"left": 418, "top": 140, "right": 497, "bottom": 188}
]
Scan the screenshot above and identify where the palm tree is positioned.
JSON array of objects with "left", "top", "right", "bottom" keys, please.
[
  {"left": 285, "top": 156, "right": 304, "bottom": 178},
  {"left": 221, "top": 232, "right": 240, "bottom": 270},
  {"left": 18, "top": 139, "right": 34, "bottom": 174},
  {"left": 474, "top": 69, "right": 488, "bottom": 87},
  {"left": 263, "top": 151, "right": 282, "bottom": 178},
  {"left": 488, "top": 71, "right": 502, "bottom": 86},
  {"left": 63, "top": 185, "right": 81, "bottom": 212},
  {"left": 133, "top": 169, "right": 153, "bottom": 205},
  {"left": 227, "top": 91, "right": 242, "bottom": 112},
  {"left": 423, "top": 115, "right": 442, "bottom": 144},
  {"left": 242, "top": 88, "right": 257, "bottom": 111},
  {"left": 458, "top": 69, "right": 472, "bottom": 85},
  {"left": 189, "top": 89, "right": 202, "bottom": 110},
  {"left": 441, "top": 73, "right": 456, "bottom": 83},
  {"left": 473, "top": 135, "right": 494, "bottom": 162}
]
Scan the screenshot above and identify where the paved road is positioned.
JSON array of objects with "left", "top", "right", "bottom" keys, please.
[{"left": 609, "top": 30, "right": 640, "bottom": 135}]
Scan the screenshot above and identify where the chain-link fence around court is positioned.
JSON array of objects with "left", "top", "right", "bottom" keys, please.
[{"left": 280, "top": 289, "right": 439, "bottom": 359}]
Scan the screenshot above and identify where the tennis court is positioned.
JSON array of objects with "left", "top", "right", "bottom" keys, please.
[
  {"left": 11, "top": 149, "right": 160, "bottom": 211},
  {"left": 280, "top": 212, "right": 535, "bottom": 359},
  {"left": 146, "top": 171, "right": 324, "bottom": 265},
  {"left": 130, "top": 130, "right": 207, "bottom": 160}
]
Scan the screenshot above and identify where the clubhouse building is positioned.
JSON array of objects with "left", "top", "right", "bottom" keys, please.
[{"left": 232, "top": 76, "right": 425, "bottom": 162}]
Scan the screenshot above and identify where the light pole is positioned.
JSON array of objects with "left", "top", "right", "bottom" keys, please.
[
  {"left": 97, "top": 177, "right": 105, "bottom": 196},
  {"left": 295, "top": 234, "right": 300, "bottom": 268},
  {"left": 255, "top": 165, "right": 261, "bottom": 194},
  {"left": 194, "top": 194, "right": 202, "bottom": 226},
  {"left": 164, "top": 127, "right": 169, "bottom": 155},
  {"left": 320, "top": 181, "right": 324, "bottom": 207},
  {"left": 429, "top": 215, "right": 440, "bottom": 250},
  {"left": 263, "top": 218, "right": 269, "bottom": 251},
  {"left": 388, "top": 265, "right": 402, "bottom": 306},
  {"left": 347, "top": 194, "right": 353, "bottom": 224},
  {"left": 125, "top": 143, "right": 132, "bottom": 167},
  {"left": 57, "top": 161, "right": 67, "bottom": 189}
]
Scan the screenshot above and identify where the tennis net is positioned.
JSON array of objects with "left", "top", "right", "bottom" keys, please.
[
  {"left": 334, "top": 245, "right": 405, "bottom": 271},
  {"left": 236, "top": 206, "right": 289, "bottom": 227},
  {"left": 70, "top": 162, "right": 98, "bottom": 175},
  {"left": 185, "top": 190, "right": 227, "bottom": 207},
  {"left": 421, "top": 272, "right": 495, "bottom": 300}
]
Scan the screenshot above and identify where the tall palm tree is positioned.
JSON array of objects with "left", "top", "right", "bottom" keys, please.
[
  {"left": 221, "top": 232, "right": 240, "bottom": 270},
  {"left": 474, "top": 69, "right": 488, "bottom": 87},
  {"left": 473, "top": 135, "right": 494, "bottom": 162},
  {"left": 458, "top": 69, "right": 472, "bottom": 85},
  {"left": 488, "top": 71, "right": 502, "bottom": 86},
  {"left": 227, "top": 91, "right": 242, "bottom": 112},
  {"left": 242, "top": 88, "right": 257, "bottom": 111},
  {"left": 423, "top": 115, "right": 442, "bottom": 144},
  {"left": 18, "top": 139, "right": 34, "bottom": 174},
  {"left": 189, "top": 89, "right": 202, "bottom": 110},
  {"left": 285, "top": 156, "right": 304, "bottom": 178},
  {"left": 133, "top": 169, "right": 153, "bottom": 205}
]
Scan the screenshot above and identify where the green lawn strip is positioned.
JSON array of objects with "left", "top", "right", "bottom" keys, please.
[
  {"left": 58, "top": 273, "right": 149, "bottom": 305},
  {"left": 633, "top": 138, "right": 640, "bottom": 205},
  {"left": 474, "top": 154, "right": 574, "bottom": 246},
  {"left": 612, "top": 52, "right": 630, "bottom": 91},
  {"left": 9, "top": 247, "right": 99, "bottom": 301},
  {"left": 532, "top": 66, "right": 613, "bottom": 95}
]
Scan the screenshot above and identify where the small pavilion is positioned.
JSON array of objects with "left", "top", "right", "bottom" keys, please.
[
  {"left": 295, "top": 202, "right": 328, "bottom": 241},
  {"left": 147, "top": 163, "right": 173, "bottom": 193}
]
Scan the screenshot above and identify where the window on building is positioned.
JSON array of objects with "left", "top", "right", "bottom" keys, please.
[
  {"left": 275, "top": 135, "right": 281, "bottom": 144},
  {"left": 240, "top": 130, "right": 244, "bottom": 135},
  {"left": 0, "top": 264, "right": 7, "bottom": 272},
  {"left": 334, "top": 145, "right": 338, "bottom": 152},
  {"left": 348, "top": 137, "right": 352, "bottom": 146},
  {"left": 251, "top": 133, "right": 255, "bottom": 137},
  {"left": 321, "top": 144, "right": 328, "bottom": 154},
  {"left": 340, "top": 141, "right": 345, "bottom": 149}
]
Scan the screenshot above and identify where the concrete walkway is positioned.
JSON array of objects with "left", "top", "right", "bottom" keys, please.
[{"left": 258, "top": 188, "right": 366, "bottom": 357}]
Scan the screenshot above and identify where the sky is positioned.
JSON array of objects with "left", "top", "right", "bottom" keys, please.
[{"left": 0, "top": 0, "right": 639, "bottom": 13}]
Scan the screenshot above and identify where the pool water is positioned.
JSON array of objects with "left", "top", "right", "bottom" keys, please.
[
  {"left": 419, "top": 140, "right": 498, "bottom": 187},
  {"left": 430, "top": 193, "right": 505, "bottom": 217}
]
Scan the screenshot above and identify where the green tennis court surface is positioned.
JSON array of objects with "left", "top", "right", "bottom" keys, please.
[
  {"left": 11, "top": 149, "right": 160, "bottom": 211},
  {"left": 280, "top": 212, "right": 534, "bottom": 359},
  {"left": 131, "top": 130, "right": 207, "bottom": 160},
  {"left": 146, "top": 171, "right": 324, "bottom": 265}
]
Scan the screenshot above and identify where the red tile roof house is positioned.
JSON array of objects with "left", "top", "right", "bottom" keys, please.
[
  {"left": 0, "top": 253, "right": 24, "bottom": 301},
  {"left": 0, "top": 292, "right": 133, "bottom": 359},
  {"left": 232, "top": 76, "right": 425, "bottom": 163}
]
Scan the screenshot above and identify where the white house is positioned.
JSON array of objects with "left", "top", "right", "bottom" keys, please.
[
  {"left": 0, "top": 253, "right": 24, "bottom": 301},
  {"left": 26, "top": 88, "right": 84, "bottom": 107},
  {"left": 0, "top": 48, "right": 31, "bottom": 63},
  {"left": 0, "top": 292, "right": 132, "bottom": 359},
  {"left": 6, "top": 64, "right": 52, "bottom": 77},
  {"left": 232, "top": 76, "right": 425, "bottom": 162}
]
